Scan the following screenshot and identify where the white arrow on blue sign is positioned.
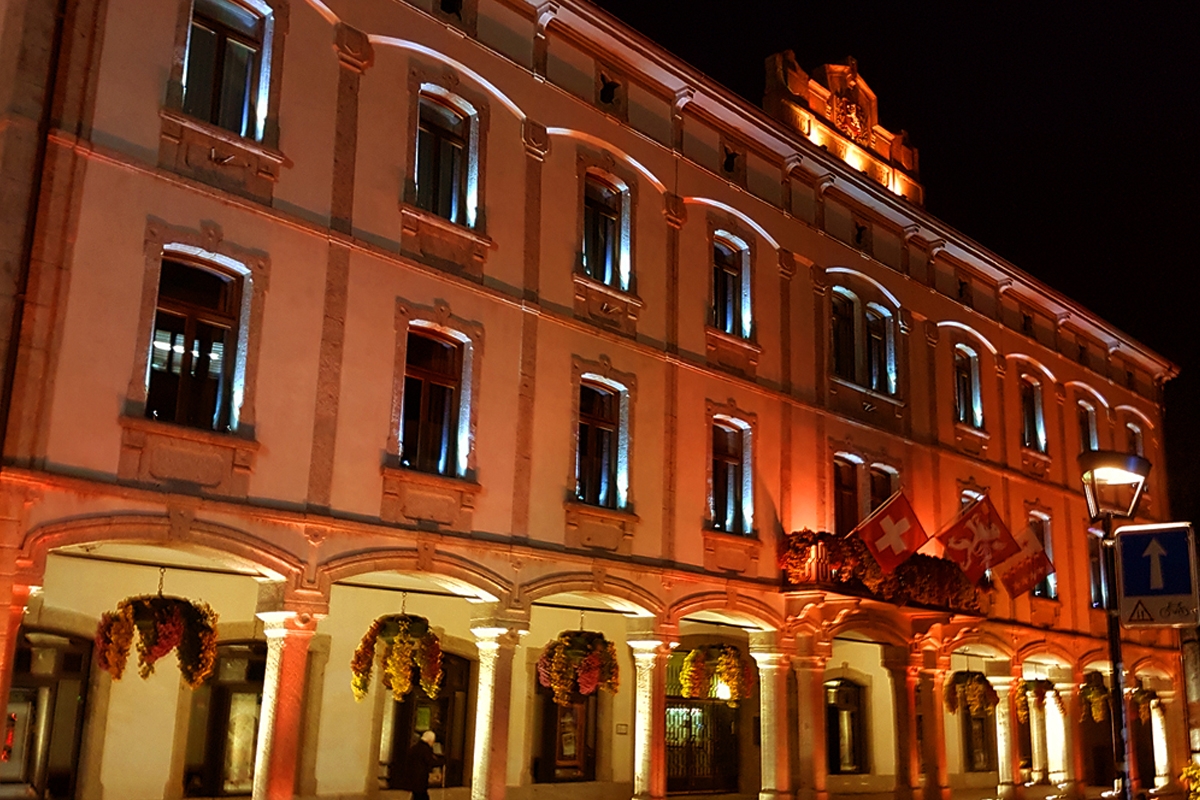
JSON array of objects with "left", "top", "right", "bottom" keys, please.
[{"left": 1115, "top": 522, "right": 1198, "bottom": 627}]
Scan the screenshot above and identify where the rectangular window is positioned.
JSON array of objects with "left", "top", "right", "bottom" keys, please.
[
  {"left": 1030, "top": 515, "right": 1057, "bottom": 599},
  {"left": 712, "top": 240, "right": 741, "bottom": 336},
  {"left": 401, "top": 330, "right": 462, "bottom": 475},
  {"left": 146, "top": 260, "right": 240, "bottom": 432},
  {"left": 535, "top": 688, "right": 597, "bottom": 783},
  {"left": 582, "top": 177, "right": 621, "bottom": 287},
  {"left": 959, "top": 683, "right": 997, "bottom": 772},
  {"left": 825, "top": 680, "right": 865, "bottom": 775},
  {"left": 865, "top": 312, "right": 887, "bottom": 393},
  {"left": 868, "top": 466, "right": 894, "bottom": 513},
  {"left": 382, "top": 653, "right": 471, "bottom": 789},
  {"left": 833, "top": 457, "right": 859, "bottom": 536},
  {"left": 415, "top": 97, "right": 469, "bottom": 225},
  {"left": 576, "top": 383, "right": 619, "bottom": 507},
  {"left": 1088, "top": 532, "right": 1106, "bottom": 608},
  {"left": 711, "top": 423, "right": 744, "bottom": 534},
  {"left": 183, "top": 0, "right": 264, "bottom": 138}
]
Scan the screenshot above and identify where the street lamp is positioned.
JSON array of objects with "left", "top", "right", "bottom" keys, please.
[{"left": 1078, "top": 450, "right": 1152, "bottom": 800}]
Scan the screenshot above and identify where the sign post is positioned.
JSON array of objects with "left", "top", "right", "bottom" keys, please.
[{"left": 1115, "top": 522, "right": 1198, "bottom": 628}]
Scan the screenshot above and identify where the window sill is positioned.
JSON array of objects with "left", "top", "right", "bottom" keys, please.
[
  {"left": 828, "top": 377, "right": 905, "bottom": 430},
  {"left": 701, "top": 528, "right": 761, "bottom": 575},
  {"left": 954, "top": 422, "right": 989, "bottom": 456},
  {"left": 1028, "top": 595, "right": 1061, "bottom": 628},
  {"left": 572, "top": 273, "right": 642, "bottom": 337},
  {"left": 158, "top": 108, "right": 287, "bottom": 204},
  {"left": 1019, "top": 447, "right": 1051, "bottom": 478},
  {"left": 399, "top": 203, "right": 494, "bottom": 280},
  {"left": 118, "top": 416, "right": 258, "bottom": 497},
  {"left": 564, "top": 500, "right": 638, "bottom": 554},
  {"left": 381, "top": 466, "right": 481, "bottom": 532},
  {"left": 704, "top": 326, "right": 761, "bottom": 377}
]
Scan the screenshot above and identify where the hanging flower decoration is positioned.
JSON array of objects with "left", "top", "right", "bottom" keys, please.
[
  {"left": 679, "top": 645, "right": 755, "bottom": 708},
  {"left": 1080, "top": 671, "right": 1110, "bottom": 723},
  {"left": 536, "top": 631, "right": 619, "bottom": 706},
  {"left": 944, "top": 671, "right": 999, "bottom": 716},
  {"left": 94, "top": 595, "right": 218, "bottom": 689},
  {"left": 1014, "top": 678, "right": 1063, "bottom": 723},
  {"left": 1180, "top": 762, "right": 1200, "bottom": 800},
  {"left": 778, "top": 529, "right": 980, "bottom": 613},
  {"left": 351, "top": 614, "right": 443, "bottom": 701},
  {"left": 1131, "top": 679, "right": 1157, "bottom": 724}
]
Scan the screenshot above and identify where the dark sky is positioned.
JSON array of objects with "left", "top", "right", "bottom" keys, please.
[{"left": 591, "top": 0, "right": 1200, "bottom": 524}]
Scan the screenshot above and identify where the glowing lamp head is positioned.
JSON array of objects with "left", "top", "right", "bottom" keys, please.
[
  {"left": 1078, "top": 450, "right": 1151, "bottom": 521},
  {"left": 715, "top": 680, "right": 732, "bottom": 701}
]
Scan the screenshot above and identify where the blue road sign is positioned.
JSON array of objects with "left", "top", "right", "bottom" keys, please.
[{"left": 1115, "top": 523, "right": 1198, "bottom": 627}]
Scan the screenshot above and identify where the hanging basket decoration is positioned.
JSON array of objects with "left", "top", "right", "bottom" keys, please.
[
  {"left": 1080, "top": 671, "right": 1110, "bottom": 723},
  {"left": 94, "top": 595, "right": 219, "bottom": 689},
  {"left": 536, "top": 631, "right": 619, "bottom": 707},
  {"left": 351, "top": 614, "right": 443, "bottom": 702},
  {"left": 1131, "top": 680, "right": 1157, "bottom": 724},
  {"left": 679, "top": 645, "right": 755, "bottom": 708},
  {"left": 1179, "top": 762, "right": 1200, "bottom": 800},
  {"left": 944, "top": 671, "right": 999, "bottom": 716},
  {"left": 1014, "top": 678, "right": 1063, "bottom": 723}
]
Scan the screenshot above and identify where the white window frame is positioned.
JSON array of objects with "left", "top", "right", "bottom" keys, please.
[
  {"left": 711, "top": 230, "right": 753, "bottom": 340},
  {"left": 954, "top": 344, "right": 984, "bottom": 429},
  {"left": 830, "top": 285, "right": 897, "bottom": 397},
  {"left": 1019, "top": 375, "right": 1047, "bottom": 454},
  {"left": 709, "top": 410, "right": 754, "bottom": 536},
  {"left": 415, "top": 86, "right": 483, "bottom": 230}
]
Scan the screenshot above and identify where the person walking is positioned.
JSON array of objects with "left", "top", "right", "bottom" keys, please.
[{"left": 402, "top": 730, "right": 444, "bottom": 800}]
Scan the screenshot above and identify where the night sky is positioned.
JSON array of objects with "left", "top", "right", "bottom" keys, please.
[{"left": 591, "top": 0, "right": 1200, "bottom": 524}]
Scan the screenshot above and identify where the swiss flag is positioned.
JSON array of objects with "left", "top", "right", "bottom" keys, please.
[
  {"left": 993, "top": 523, "right": 1055, "bottom": 597},
  {"left": 936, "top": 494, "right": 1022, "bottom": 585},
  {"left": 854, "top": 491, "right": 928, "bottom": 574}
]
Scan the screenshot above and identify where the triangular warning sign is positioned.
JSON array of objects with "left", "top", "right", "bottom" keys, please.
[{"left": 1129, "top": 601, "right": 1155, "bottom": 623}]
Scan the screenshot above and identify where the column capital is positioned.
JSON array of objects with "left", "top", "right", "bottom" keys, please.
[
  {"left": 333, "top": 23, "right": 374, "bottom": 72},
  {"left": 522, "top": 119, "right": 549, "bottom": 160},
  {"left": 257, "top": 610, "right": 322, "bottom": 637},
  {"left": 663, "top": 193, "right": 687, "bottom": 229}
]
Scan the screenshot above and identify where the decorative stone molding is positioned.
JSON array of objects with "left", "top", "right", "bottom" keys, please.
[
  {"left": 160, "top": 0, "right": 290, "bottom": 202},
  {"left": 430, "top": 0, "right": 478, "bottom": 36},
  {"left": 954, "top": 423, "right": 990, "bottom": 457},
  {"left": 127, "top": 218, "right": 270, "bottom": 436},
  {"left": 705, "top": 326, "right": 762, "bottom": 377},
  {"left": 1019, "top": 447, "right": 1051, "bottom": 479},
  {"left": 1029, "top": 596, "right": 1061, "bottom": 628},
  {"left": 333, "top": 23, "right": 373, "bottom": 72},
  {"left": 716, "top": 133, "right": 748, "bottom": 187},
  {"left": 399, "top": 203, "right": 496, "bottom": 281},
  {"left": 564, "top": 501, "right": 638, "bottom": 554},
  {"left": 380, "top": 467, "right": 481, "bottom": 532},
  {"left": 522, "top": 119, "right": 549, "bottom": 160},
  {"left": 572, "top": 273, "right": 643, "bottom": 337},
  {"left": 702, "top": 529, "right": 761, "bottom": 575},
  {"left": 662, "top": 193, "right": 686, "bottom": 230},
  {"left": 594, "top": 61, "right": 628, "bottom": 121},
  {"left": 117, "top": 416, "right": 259, "bottom": 498},
  {"left": 400, "top": 61, "right": 491, "bottom": 275}
]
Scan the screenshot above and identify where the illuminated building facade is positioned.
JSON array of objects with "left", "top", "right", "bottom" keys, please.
[{"left": 0, "top": 0, "right": 1184, "bottom": 799}]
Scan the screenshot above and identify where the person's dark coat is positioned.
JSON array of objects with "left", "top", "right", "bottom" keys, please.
[{"left": 402, "top": 738, "right": 441, "bottom": 792}]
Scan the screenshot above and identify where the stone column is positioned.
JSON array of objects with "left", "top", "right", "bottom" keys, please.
[
  {"left": 920, "top": 664, "right": 951, "bottom": 800},
  {"left": 883, "top": 647, "right": 920, "bottom": 800},
  {"left": 1029, "top": 691, "right": 1049, "bottom": 784},
  {"left": 751, "top": 649, "right": 793, "bottom": 800},
  {"left": 629, "top": 639, "right": 669, "bottom": 800},
  {"left": 989, "top": 674, "right": 1024, "bottom": 800},
  {"left": 1054, "top": 681, "right": 1078, "bottom": 793},
  {"left": 252, "top": 611, "right": 319, "bottom": 800},
  {"left": 1158, "top": 690, "right": 1185, "bottom": 792},
  {"left": 470, "top": 621, "right": 524, "bottom": 800},
  {"left": 793, "top": 653, "right": 829, "bottom": 800}
]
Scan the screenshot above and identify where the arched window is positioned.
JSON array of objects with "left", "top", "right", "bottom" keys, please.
[
  {"left": 1126, "top": 422, "right": 1144, "bottom": 457},
  {"left": 401, "top": 329, "right": 464, "bottom": 476},
  {"left": 416, "top": 95, "right": 469, "bottom": 225},
  {"left": 1019, "top": 377, "right": 1046, "bottom": 453},
  {"left": 581, "top": 173, "right": 631, "bottom": 290},
  {"left": 868, "top": 465, "right": 896, "bottom": 513},
  {"left": 833, "top": 456, "right": 859, "bottom": 536},
  {"left": 1029, "top": 513, "right": 1056, "bottom": 599},
  {"left": 711, "top": 417, "right": 753, "bottom": 535},
  {"left": 710, "top": 232, "right": 752, "bottom": 339},
  {"left": 954, "top": 345, "right": 983, "bottom": 429},
  {"left": 147, "top": 259, "right": 241, "bottom": 432},
  {"left": 829, "top": 288, "right": 896, "bottom": 396},
  {"left": 825, "top": 679, "right": 866, "bottom": 774},
  {"left": 1077, "top": 401, "right": 1098, "bottom": 453}
]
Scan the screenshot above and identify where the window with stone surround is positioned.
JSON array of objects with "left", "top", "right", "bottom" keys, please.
[
  {"left": 1019, "top": 376, "right": 1047, "bottom": 454},
  {"left": 825, "top": 679, "right": 866, "bottom": 774},
  {"left": 146, "top": 259, "right": 241, "bottom": 432},
  {"left": 182, "top": 0, "right": 267, "bottom": 139},
  {"left": 1029, "top": 512, "right": 1057, "bottom": 599},
  {"left": 1078, "top": 401, "right": 1098, "bottom": 453},
  {"left": 582, "top": 174, "right": 628, "bottom": 290},
  {"left": 575, "top": 381, "right": 621, "bottom": 508},
  {"left": 830, "top": 286, "right": 896, "bottom": 396},
  {"left": 711, "top": 234, "right": 751, "bottom": 338},
  {"left": 709, "top": 414, "right": 753, "bottom": 536},
  {"left": 833, "top": 455, "right": 859, "bottom": 536},
  {"left": 401, "top": 329, "right": 464, "bottom": 476},
  {"left": 183, "top": 641, "right": 266, "bottom": 796},
  {"left": 415, "top": 94, "right": 477, "bottom": 228},
  {"left": 954, "top": 344, "right": 983, "bottom": 429}
]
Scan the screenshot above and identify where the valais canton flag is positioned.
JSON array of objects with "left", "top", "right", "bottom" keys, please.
[
  {"left": 936, "top": 494, "right": 1021, "bottom": 585},
  {"left": 854, "top": 491, "right": 928, "bottom": 574},
  {"left": 992, "top": 521, "right": 1055, "bottom": 597}
]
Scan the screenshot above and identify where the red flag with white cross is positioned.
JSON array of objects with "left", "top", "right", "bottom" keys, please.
[
  {"left": 854, "top": 491, "right": 928, "bottom": 574},
  {"left": 936, "top": 494, "right": 1022, "bottom": 585},
  {"left": 992, "top": 522, "right": 1055, "bottom": 597}
]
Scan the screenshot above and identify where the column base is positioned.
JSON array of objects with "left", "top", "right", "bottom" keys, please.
[{"left": 759, "top": 792, "right": 795, "bottom": 800}]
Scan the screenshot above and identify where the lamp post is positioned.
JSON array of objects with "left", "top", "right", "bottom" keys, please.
[{"left": 1078, "top": 450, "right": 1152, "bottom": 800}]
